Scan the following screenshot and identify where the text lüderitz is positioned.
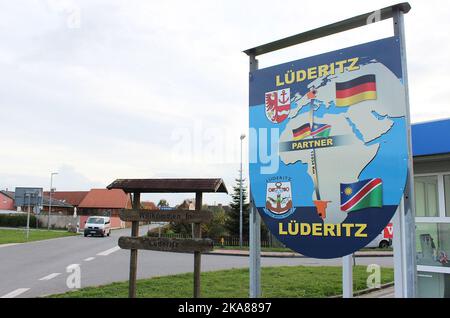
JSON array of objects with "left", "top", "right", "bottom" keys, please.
[
  {"left": 275, "top": 57, "right": 360, "bottom": 87},
  {"left": 279, "top": 221, "right": 368, "bottom": 238}
]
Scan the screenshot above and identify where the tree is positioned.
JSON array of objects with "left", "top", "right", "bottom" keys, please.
[
  {"left": 202, "top": 205, "right": 228, "bottom": 238},
  {"left": 157, "top": 199, "right": 169, "bottom": 208},
  {"left": 225, "top": 177, "right": 249, "bottom": 238},
  {"left": 225, "top": 176, "right": 270, "bottom": 242},
  {"left": 165, "top": 199, "right": 190, "bottom": 235}
]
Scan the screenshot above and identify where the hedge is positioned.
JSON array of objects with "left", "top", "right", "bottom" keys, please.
[{"left": 0, "top": 214, "right": 37, "bottom": 228}]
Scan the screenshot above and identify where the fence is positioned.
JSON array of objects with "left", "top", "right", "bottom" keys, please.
[
  {"left": 148, "top": 232, "right": 285, "bottom": 248},
  {"left": 36, "top": 214, "right": 79, "bottom": 231}
]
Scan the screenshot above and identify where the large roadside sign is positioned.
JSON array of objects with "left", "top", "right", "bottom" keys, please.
[
  {"left": 249, "top": 37, "right": 408, "bottom": 259},
  {"left": 14, "top": 187, "right": 43, "bottom": 207}
]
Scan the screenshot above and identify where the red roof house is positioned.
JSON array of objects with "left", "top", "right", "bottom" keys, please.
[
  {"left": 79, "top": 189, "right": 131, "bottom": 210},
  {"left": 44, "top": 191, "right": 89, "bottom": 207},
  {"left": 0, "top": 191, "right": 15, "bottom": 211},
  {"left": 141, "top": 201, "right": 157, "bottom": 210},
  {"left": 77, "top": 189, "right": 132, "bottom": 229}
]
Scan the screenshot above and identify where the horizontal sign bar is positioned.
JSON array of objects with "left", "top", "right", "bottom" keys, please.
[
  {"left": 118, "top": 237, "right": 214, "bottom": 253},
  {"left": 243, "top": 3, "right": 411, "bottom": 56},
  {"left": 119, "top": 209, "right": 213, "bottom": 223}
]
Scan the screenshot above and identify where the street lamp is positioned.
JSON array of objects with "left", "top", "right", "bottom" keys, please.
[
  {"left": 239, "top": 134, "right": 246, "bottom": 248},
  {"left": 25, "top": 192, "right": 31, "bottom": 240},
  {"left": 48, "top": 172, "right": 58, "bottom": 230}
]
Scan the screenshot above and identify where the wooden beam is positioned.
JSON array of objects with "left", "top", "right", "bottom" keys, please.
[
  {"left": 118, "top": 236, "right": 213, "bottom": 253},
  {"left": 193, "top": 192, "right": 203, "bottom": 298},
  {"left": 119, "top": 209, "right": 213, "bottom": 223},
  {"left": 128, "top": 192, "right": 140, "bottom": 298}
]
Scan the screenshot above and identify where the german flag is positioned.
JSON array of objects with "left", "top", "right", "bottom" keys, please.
[
  {"left": 335, "top": 75, "right": 377, "bottom": 107},
  {"left": 293, "top": 123, "right": 311, "bottom": 141}
]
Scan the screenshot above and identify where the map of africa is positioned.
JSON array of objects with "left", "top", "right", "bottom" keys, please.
[{"left": 279, "top": 62, "right": 407, "bottom": 224}]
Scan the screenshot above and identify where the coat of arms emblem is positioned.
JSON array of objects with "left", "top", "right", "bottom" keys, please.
[
  {"left": 265, "top": 88, "right": 291, "bottom": 124},
  {"left": 265, "top": 181, "right": 294, "bottom": 218}
]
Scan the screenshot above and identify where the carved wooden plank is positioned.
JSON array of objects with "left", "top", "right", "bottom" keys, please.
[
  {"left": 118, "top": 236, "right": 214, "bottom": 253},
  {"left": 119, "top": 209, "right": 213, "bottom": 223}
]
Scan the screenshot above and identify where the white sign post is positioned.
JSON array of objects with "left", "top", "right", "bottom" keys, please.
[{"left": 342, "top": 255, "right": 353, "bottom": 298}]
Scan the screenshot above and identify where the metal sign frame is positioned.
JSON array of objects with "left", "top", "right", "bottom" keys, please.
[
  {"left": 14, "top": 187, "right": 43, "bottom": 207},
  {"left": 244, "top": 2, "right": 415, "bottom": 298},
  {"left": 14, "top": 187, "right": 43, "bottom": 239}
]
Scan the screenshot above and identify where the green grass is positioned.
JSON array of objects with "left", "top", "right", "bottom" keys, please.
[
  {"left": 50, "top": 265, "right": 394, "bottom": 298},
  {"left": 361, "top": 247, "right": 393, "bottom": 252},
  {"left": 0, "top": 229, "right": 78, "bottom": 244}
]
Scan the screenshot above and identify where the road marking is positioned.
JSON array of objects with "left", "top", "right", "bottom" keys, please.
[
  {"left": 1, "top": 288, "right": 30, "bottom": 298},
  {"left": 39, "top": 273, "right": 61, "bottom": 281},
  {"left": 84, "top": 257, "right": 95, "bottom": 262},
  {"left": 0, "top": 243, "right": 21, "bottom": 248},
  {"left": 97, "top": 246, "right": 120, "bottom": 256}
]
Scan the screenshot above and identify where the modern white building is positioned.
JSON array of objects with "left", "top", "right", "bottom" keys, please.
[{"left": 412, "top": 118, "right": 450, "bottom": 298}]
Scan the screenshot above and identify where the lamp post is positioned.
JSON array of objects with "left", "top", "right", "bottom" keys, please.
[
  {"left": 26, "top": 192, "right": 31, "bottom": 240},
  {"left": 48, "top": 172, "right": 58, "bottom": 230},
  {"left": 240, "top": 134, "right": 246, "bottom": 248}
]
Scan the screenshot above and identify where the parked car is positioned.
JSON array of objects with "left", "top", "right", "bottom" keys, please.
[
  {"left": 365, "top": 232, "right": 391, "bottom": 248},
  {"left": 84, "top": 216, "right": 111, "bottom": 237}
]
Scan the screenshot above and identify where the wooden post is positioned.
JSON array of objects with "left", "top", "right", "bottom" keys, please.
[
  {"left": 129, "top": 192, "right": 140, "bottom": 298},
  {"left": 193, "top": 192, "right": 202, "bottom": 298}
]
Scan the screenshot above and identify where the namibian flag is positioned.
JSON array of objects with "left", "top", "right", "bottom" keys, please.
[
  {"left": 292, "top": 123, "right": 311, "bottom": 141},
  {"left": 340, "top": 178, "right": 383, "bottom": 212},
  {"left": 311, "top": 123, "right": 331, "bottom": 138},
  {"left": 335, "top": 75, "right": 377, "bottom": 107}
]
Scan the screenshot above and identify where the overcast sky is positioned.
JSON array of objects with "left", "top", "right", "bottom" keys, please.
[{"left": 0, "top": 0, "right": 448, "bottom": 205}]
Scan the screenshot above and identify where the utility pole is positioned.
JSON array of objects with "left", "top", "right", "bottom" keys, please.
[
  {"left": 48, "top": 172, "right": 58, "bottom": 230},
  {"left": 26, "top": 193, "right": 31, "bottom": 240},
  {"left": 239, "top": 133, "right": 246, "bottom": 248}
]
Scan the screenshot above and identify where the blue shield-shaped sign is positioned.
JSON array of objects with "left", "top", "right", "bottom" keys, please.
[{"left": 249, "top": 37, "right": 408, "bottom": 259}]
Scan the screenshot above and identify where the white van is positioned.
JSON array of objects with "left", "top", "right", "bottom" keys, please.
[
  {"left": 365, "top": 232, "right": 391, "bottom": 248},
  {"left": 84, "top": 216, "right": 111, "bottom": 237}
]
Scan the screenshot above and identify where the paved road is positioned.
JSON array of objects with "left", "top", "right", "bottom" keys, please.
[{"left": 0, "top": 228, "right": 393, "bottom": 298}]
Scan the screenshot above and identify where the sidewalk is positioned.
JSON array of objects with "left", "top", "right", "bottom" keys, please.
[
  {"left": 330, "top": 283, "right": 395, "bottom": 298},
  {"left": 356, "top": 286, "right": 395, "bottom": 298},
  {"left": 208, "top": 249, "right": 393, "bottom": 258}
]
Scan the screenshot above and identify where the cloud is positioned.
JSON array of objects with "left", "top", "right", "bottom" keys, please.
[
  {"left": 0, "top": 164, "right": 102, "bottom": 192},
  {"left": 52, "top": 164, "right": 104, "bottom": 190}
]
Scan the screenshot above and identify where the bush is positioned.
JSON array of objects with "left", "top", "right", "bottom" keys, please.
[{"left": 0, "top": 214, "right": 36, "bottom": 228}]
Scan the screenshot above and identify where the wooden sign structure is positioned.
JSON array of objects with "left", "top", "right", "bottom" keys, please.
[
  {"left": 107, "top": 178, "right": 228, "bottom": 298},
  {"left": 119, "top": 209, "right": 214, "bottom": 224}
]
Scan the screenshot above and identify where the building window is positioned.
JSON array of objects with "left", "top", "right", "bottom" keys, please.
[
  {"left": 418, "top": 272, "right": 450, "bottom": 298},
  {"left": 416, "top": 223, "right": 450, "bottom": 267},
  {"left": 415, "top": 176, "right": 439, "bottom": 217},
  {"left": 416, "top": 173, "right": 450, "bottom": 298},
  {"left": 445, "top": 175, "right": 450, "bottom": 217}
]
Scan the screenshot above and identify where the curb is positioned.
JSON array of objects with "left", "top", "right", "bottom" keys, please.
[
  {"left": 207, "top": 251, "right": 393, "bottom": 258},
  {"left": 0, "top": 233, "right": 80, "bottom": 247},
  {"left": 351, "top": 253, "right": 393, "bottom": 258},
  {"left": 207, "top": 251, "right": 305, "bottom": 258},
  {"left": 329, "top": 282, "right": 395, "bottom": 298},
  {"left": 0, "top": 243, "right": 21, "bottom": 248}
]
